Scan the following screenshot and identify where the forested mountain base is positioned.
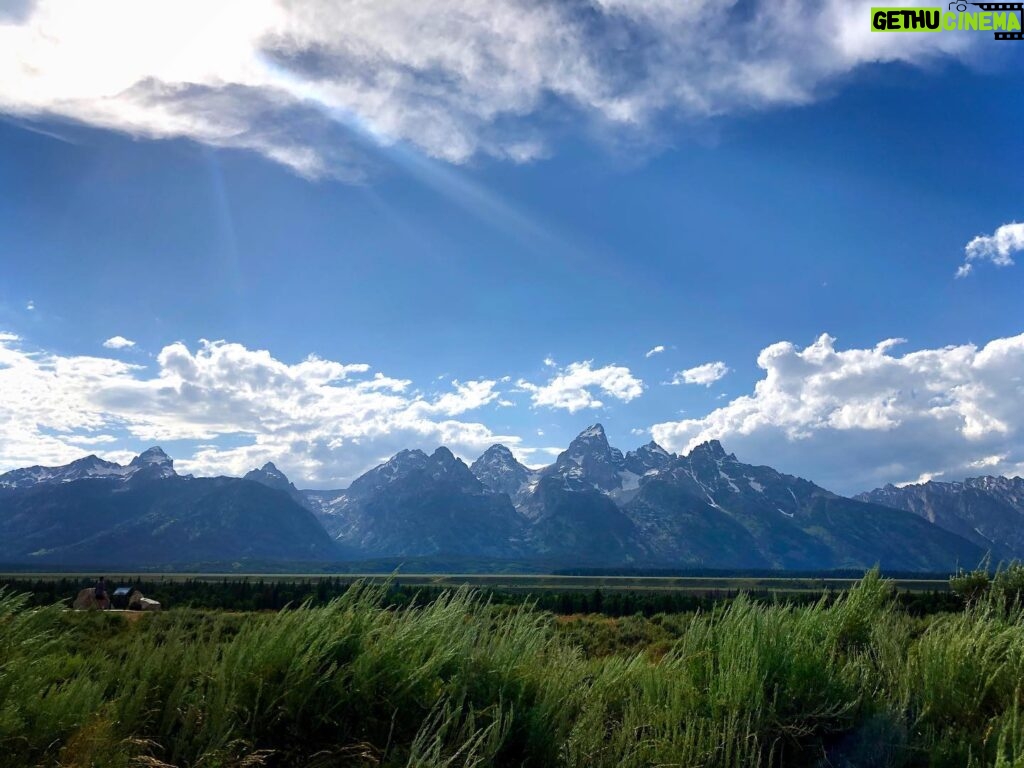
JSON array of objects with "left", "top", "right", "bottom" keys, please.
[{"left": 3, "top": 572, "right": 1024, "bottom": 767}]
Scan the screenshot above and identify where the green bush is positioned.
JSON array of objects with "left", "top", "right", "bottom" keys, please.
[{"left": 951, "top": 566, "right": 992, "bottom": 604}]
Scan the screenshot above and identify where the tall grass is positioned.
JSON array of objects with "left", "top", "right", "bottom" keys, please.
[{"left": 3, "top": 570, "right": 1024, "bottom": 766}]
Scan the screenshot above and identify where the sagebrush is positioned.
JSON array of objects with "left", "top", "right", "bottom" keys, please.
[{"left": 2, "top": 571, "right": 1024, "bottom": 767}]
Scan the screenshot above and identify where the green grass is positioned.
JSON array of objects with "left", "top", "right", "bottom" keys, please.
[{"left": 2, "top": 570, "right": 1023, "bottom": 767}]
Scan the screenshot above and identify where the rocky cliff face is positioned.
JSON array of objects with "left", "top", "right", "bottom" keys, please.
[
  {"left": 308, "top": 447, "right": 528, "bottom": 558},
  {"left": 857, "top": 476, "right": 1024, "bottom": 559}
]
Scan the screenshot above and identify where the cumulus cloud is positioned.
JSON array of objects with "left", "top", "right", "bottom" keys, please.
[
  {"left": 0, "top": 0, "right": 979, "bottom": 178},
  {"left": 956, "top": 221, "right": 1024, "bottom": 278},
  {"left": 0, "top": 335, "right": 520, "bottom": 487},
  {"left": 517, "top": 360, "right": 643, "bottom": 413},
  {"left": 102, "top": 336, "right": 136, "bottom": 349},
  {"left": 645, "top": 345, "right": 665, "bottom": 358},
  {"left": 652, "top": 333, "right": 1024, "bottom": 495},
  {"left": 671, "top": 361, "right": 730, "bottom": 387},
  {"left": 9, "top": 329, "right": 1024, "bottom": 496}
]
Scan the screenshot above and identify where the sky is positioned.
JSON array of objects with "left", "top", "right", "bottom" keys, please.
[{"left": 1, "top": 0, "right": 1023, "bottom": 495}]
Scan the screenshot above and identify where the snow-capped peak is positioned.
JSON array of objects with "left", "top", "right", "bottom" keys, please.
[
  {"left": 127, "top": 447, "right": 176, "bottom": 479},
  {"left": 578, "top": 423, "right": 607, "bottom": 440},
  {"left": 130, "top": 446, "right": 172, "bottom": 467},
  {"left": 687, "top": 440, "right": 733, "bottom": 462},
  {"left": 624, "top": 441, "right": 674, "bottom": 476},
  {"left": 0, "top": 447, "right": 177, "bottom": 489},
  {"left": 476, "top": 444, "right": 517, "bottom": 463},
  {"left": 259, "top": 461, "right": 286, "bottom": 479},
  {"left": 471, "top": 444, "right": 535, "bottom": 499},
  {"left": 546, "top": 424, "right": 628, "bottom": 494}
]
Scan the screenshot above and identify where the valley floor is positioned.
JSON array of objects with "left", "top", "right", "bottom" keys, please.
[{"left": 2, "top": 571, "right": 1023, "bottom": 767}]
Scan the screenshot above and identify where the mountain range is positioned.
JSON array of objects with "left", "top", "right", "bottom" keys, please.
[
  {"left": 0, "top": 448, "right": 339, "bottom": 566},
  {"left": 1, "top": 424, "right": 1017, "bottom": 571},
  {"left": 856, "top": 477, "right": 1024, "bottom": 563}
]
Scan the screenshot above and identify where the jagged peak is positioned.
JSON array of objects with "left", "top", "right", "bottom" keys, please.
[
  {"left": 131, "top": 446, "right": 170, "bottom": 462},
  {"left": 123, "top": 446, "right": 176, "bottom": 481},
  {"left": 129, "top": 446, "right": 173, "bottom": 468},
  {"left": 471, "top": 444, "right": 530, "bottom": 498},
  {"left": 246, "top": 461, "right": 290, "bottom": 483},
  {"left": 431, "top": 446, "right": 458, "bottom": 463},
  {"left": 687, "top": 439, "right": 734, "bottom": 461},
  {"left": 968, "top": 474, "right": 1024, "bottom": 486},
  {"left": 576, "top": 423, "right": 607, "bottom": 440},
  {"left": 472, "top": 444, "right": 530, "bottom": 471},
  {"left": 389, "top": 448, "right": 428, "bottom": 463},
  {"left": 68, "top": 454, "right": 116, "bottom": 468},
  {"left": 639, "top": 440, "right": 670, "bottom": 456},
  {"left": 561, "top": 425, "right": 614, "bottom": 461},
  {"left": 478, "top": 443, "right": 516, "bottom": 459}
]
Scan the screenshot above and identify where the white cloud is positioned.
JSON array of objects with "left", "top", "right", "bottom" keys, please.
[
  {"left": 645, "top": 345, "right": 665, "bottom": 358},
  {"left": 9, "top": 328, "right": 1024, "bottom": 497},
  {"left": 956, "top": 221, "right": 1024, "bottom": 278},
  {"left": 407, "top": 379, "right": 502, "bottom": 417},
  {"left": 518, "top": 360, "right": 643, "bottom": 413},
  {"left": 672, "top": 361, "right": 730, "bottom": 387},
  {"left": 969, "top": 454, "right": 1005, "bottom": 469},
  {"left": 0, "top": 0, "right": 980, "bottom": 178},
  {"left": 102, "top": 335, "right": 136, "bottom": 349},
  {"left": 652, "top": 332, "right": 1024, "bottom": 495},
  {"left": 0, "top": 334, "right": 520, "bottom": 487},
  {"left": 900, "top": 471, "right": 940, "bottom": 487}
]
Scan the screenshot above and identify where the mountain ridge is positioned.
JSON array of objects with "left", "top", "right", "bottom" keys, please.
[
  {"left": 0, "top": 429, "right": 993, "bottom": 570},
  {"left": 0, "top": 447, "right": 340, "bottom": 566},
  {"left": 856, "top": 475, "right": 1024, "bottom": 559}
]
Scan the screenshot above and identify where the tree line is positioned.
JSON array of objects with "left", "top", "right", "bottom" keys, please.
[{"left": 1, "top": 575, "right": 965, "bottom": 616}]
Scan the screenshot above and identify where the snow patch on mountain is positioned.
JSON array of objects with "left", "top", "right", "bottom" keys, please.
[{"left": 0, "top": 448, "right": 176, "bottom": 488}]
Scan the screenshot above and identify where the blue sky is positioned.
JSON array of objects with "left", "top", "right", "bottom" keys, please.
[{"left": 1, "top": 1, "right": 1023, "bottom": 494}]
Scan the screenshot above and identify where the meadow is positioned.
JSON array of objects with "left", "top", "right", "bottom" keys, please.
[{"left": 2, "top": 568, "right": 1024, "bottom": 767}]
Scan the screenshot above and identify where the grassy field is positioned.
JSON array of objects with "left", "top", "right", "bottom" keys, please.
[{"left": 3, "top": 568, "right": 1024, "bottom": 766}]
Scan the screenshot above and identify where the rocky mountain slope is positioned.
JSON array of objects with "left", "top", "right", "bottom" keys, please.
[
  {"left": 622, "top": 440, "right": 982, "bottom": 570},
  {"left": 306, "top": 447, "right": 528, "bottom": 558},
  {"left": 244, "top": 461, "right": 312, "bottom": 508},
  {"left": 0, "top": 449, "right": 340, "bottom": 566},
  {"left": 857, "top": 476, "right": 1024, "bottom": 559},
  {"left": 470, "top": 444, "right": 538, "bottom": 504},
  {"left": 296, "top": 423, "right": 982, "bottom": 570}
]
